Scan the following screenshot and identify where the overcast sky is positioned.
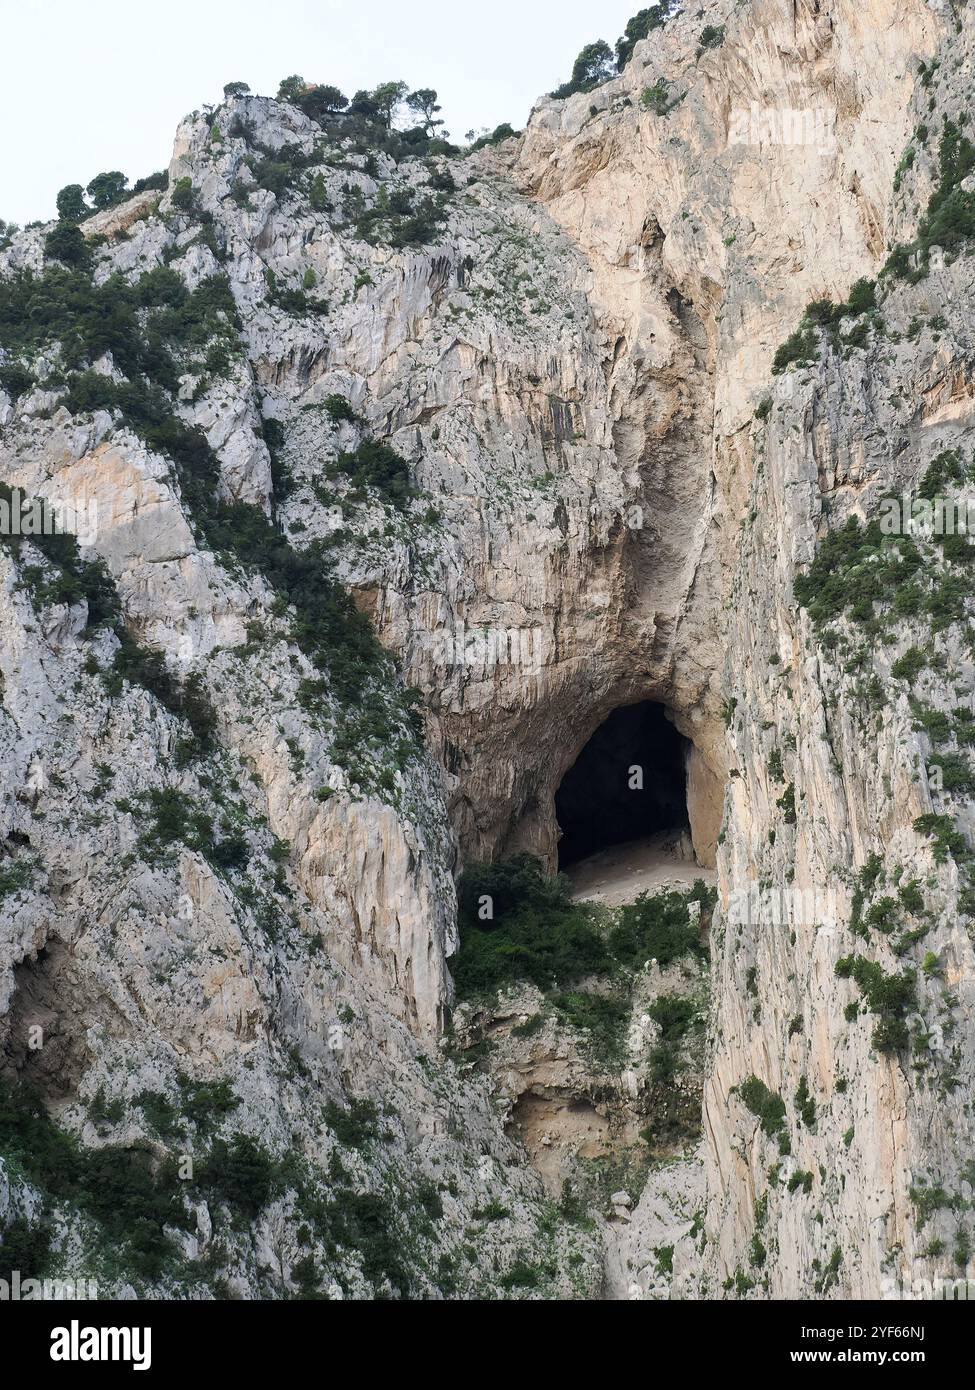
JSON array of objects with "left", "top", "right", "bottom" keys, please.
[{"left": 1, "top": 0, "right": 644, "bottom": 226}]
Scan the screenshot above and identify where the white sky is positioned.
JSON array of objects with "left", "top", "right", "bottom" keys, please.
[{"left": 1, "top": 0, "right": 644, "bottom": 226}]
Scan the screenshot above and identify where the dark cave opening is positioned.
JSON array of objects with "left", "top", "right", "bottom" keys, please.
[{"left": 555, "top": 701, "right": 690, "bottom": 869}]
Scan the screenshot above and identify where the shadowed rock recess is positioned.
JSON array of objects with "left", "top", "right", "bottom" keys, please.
[
  {"left": 555, "top": 702, "right": 690, "bottom": 867},
  {"left": 1, "top": 0, "right": 975, "bottom": 1300}
]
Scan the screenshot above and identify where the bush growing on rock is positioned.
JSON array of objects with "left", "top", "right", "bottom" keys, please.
[
  {"left": 56, "top": 183, "right": 88, "bottom": 222},
  {"left": 453, "top": 859, "right": 710, "bottom": 998},
  {"left": 737, "top": 1076, "right": 787, "bottom": 1137},
  {"left": 323, "top": 393, "right": 357, "bottom": 423},
  {"left": 467, "top": 123, "right": 519, "bottom": 152},
  {"left": 43, "top": 222, "right": 90, "bottom": 267},
  {"left": 834, "top": 954, "right": 917, "bottom": 1052},
  {"left": 697, "top": 24, "right": 726, "bottom": 57},
  {"left": 86, "top": 170, "right": 128, "bottom": 210},
  {"left": 616, "top": 4, "right": 678, "bottom": 68},
  {"left": 0, "top": 361, "right": 33, "bottom": 400},
  {"left": 170, "top": 176, "right": 195, "bottom": 212},
  {"left": 453, "top": 855, "right": 611, "bottom": 996},
  {"left": 132, "top": 169, "right": 168, "bottom": 194},
  {"left": 608, "top": 887, "right": 709, "bottom": 968},
  {"left": 551, "top": 40, "right": 615, "bottom": 100},
  {"left": 334, "top": 438, "right": 414, "bottom": 508}
]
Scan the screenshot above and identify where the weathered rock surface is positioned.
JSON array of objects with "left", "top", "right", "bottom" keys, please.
[{"left": 2, "top": 0, "right": 975, "bottom": 1300}]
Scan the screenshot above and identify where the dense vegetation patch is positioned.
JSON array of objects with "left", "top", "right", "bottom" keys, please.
[
  {"left": 0, "top": 262, "right": 240, "bottom": 402},
  {"left": 0, "top": 1077, "right": 194, "bottom": 1279},
  {"left": 770, "top": 279, "right": 878, "bottom": 375},
  {"left": 883, "top": 117, "right": 975, "bottom": 282},
  {"left": 793, "top": 453, "right": 975, "bottom": 644},
  {"left": 331, "top": 438, "right": 415, "bottom": 509},
  {"left": 737, "top": 1075, "right": 788, "bottom": 1140},
  {"left": 255, "top": 75, "right": 459, "bottom": 166},
  {"left": 452, "top": 856, "right": 612, "bottom": 997},
  {"left": 792, "top": 451, "right": 975, "bottom": 952},
  {"left": 835, "top": 954, "right": 917, "bottom": 1053},
  {"left": 0, "top": 1074, "right": 445, "bottom": 1296},
  {"left": 452, "top": 854, "right": 711, "bottom": 998}
]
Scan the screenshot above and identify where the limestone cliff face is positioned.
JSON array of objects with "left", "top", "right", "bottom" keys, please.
[
  {"left": 513, "top": 0, "right": 975, "bottom": 1299},
  {"left": 1, "top": 0, "right": 973, "bottom": 1300}
]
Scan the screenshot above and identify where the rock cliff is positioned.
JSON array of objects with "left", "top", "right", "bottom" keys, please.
[{"left": 2, "top": 0, "right": 974, "bottom": 1300}]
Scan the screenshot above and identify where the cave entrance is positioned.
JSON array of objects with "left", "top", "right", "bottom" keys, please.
[{"left": 555, "top": 701, "right": 690, "bottom": 871}]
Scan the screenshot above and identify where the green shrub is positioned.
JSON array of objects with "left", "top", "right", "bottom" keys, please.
[
  {"left": 181, "top": 1077, "right": 239, "bottom": 1132},
  {"left": 913, "top": 812, "right": 967, "bottom": 863},
  {"left": 0, "top": 859, "right": 35, "bottom": 901},
  {"left": 891, "top": 647, "right": 927, "bottom": 681},
  {"left": 452, "top": 855, "right": 611, "bottom": 997},
  {"left": 323, "top": 393, "right": 357, "bottom": 423},
  {"left": 919, "top": 448, "right": 967, "bottom": 500},
  {"left": 334, "top": 438, "right": 414, "bottom": 508},
  {"left": 137, "top": 788, "right": 249, "bottom": 874},
  {"left": 738, "top": 1076, "right": 787, "bottom": 1137},
  {"left": 793, "top": 516, "right": 923, "bottom": 634},
  {"left": 500, "top": 1260, "right": 543, "bottom": 1290},
  {"left": 132, "top": 170, "right": 169, "bottom": 195},
  {"left": 909, "top": 1180, "right": 956, "bottom": 1227},
  {"left": 609, "top": 888, "right": 707, "bottom": 968},
  {"left": 552, "top": 990, "right": 629, "bottom": 1060},
  {"left": 931, "top": 752, "right": 975, "bottom": 795},
  {"left": 648, "top": 993, "right": 696, "bottom": 1043},
  {"left": 110, "top": 630, "right": 216, "bottom": 760},
  {"left": 641, "top": 80, "right": 674, "bottom": 116},
  {"left": 467, "top": 123, "right": 520, "bottom": 152},
  {"left": 324, "top": 1098, "right": 379, "bottom": 1149},
  {"left": 883, "top": 120, "right": 975, "bottom": 281},
  {"left": 44, "top": 222, "right": 90, "bottom": 268},
  {"left": 136, "top": 1090, "right": 185, "bottom": 1140},
  {"left": 201, "top": 1135, "right": 278, "bottom": 1219},
  {"left": 309, "top": 173, "right": 329, "bottom": 211},
  {"left": 472, "top": 1200, "right": 510, "bottom": 1221},
  {"left": 835, "top": 954, "right": 916, "bottom": 1051},
  {"left": 0, "top": 361, "right": 33, "bottom": 400},
  {"left": 0, "top": 1078, "right": 190, "bottom": 1279},
  {"left": 771, "top": 323, "right": 818, "bottom": 374},
  {"left": 795, "top": 1075, "right": 816, "bottom": 1128},
  {"left": 0, "top": 1215, "right": 53, "bottom": 1282},
  {"left": 0, "top": 230, "right": 415, "bottom": 777},
  {"left": 0, "top": 481, "right": 120, "bottom": 630},
  {"left": 170, "top": 177, "right": 196, "bottom": 212},
  {"left": 777, "top": 782, "right": 797, "bottom": 825},
  {"left": 772, "top": 280, "right": 877, "bottom": 373},
  {"left": 697, "top": 24, "right": 725, "bottom": 57}
]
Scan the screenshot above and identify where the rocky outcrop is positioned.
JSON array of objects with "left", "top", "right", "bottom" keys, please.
[{"left": 2, "top": 0, "right": 974, "bottom": 1301}]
